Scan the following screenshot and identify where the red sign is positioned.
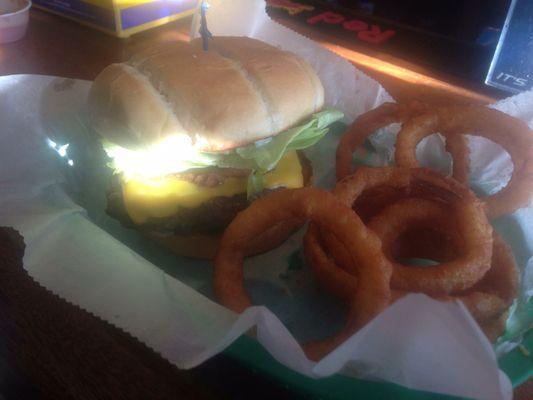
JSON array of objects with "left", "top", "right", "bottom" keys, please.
[{"left": 307, "top": 11, "right": 396, "bottom": 45}]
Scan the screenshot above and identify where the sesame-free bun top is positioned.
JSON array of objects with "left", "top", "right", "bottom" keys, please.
[{"left": 87, "top": 36, "right": 325, "bottom": 152}]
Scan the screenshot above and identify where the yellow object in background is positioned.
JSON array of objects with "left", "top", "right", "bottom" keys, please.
[{"left": 32, "top": 0, "right": 197, "bottom": 37}]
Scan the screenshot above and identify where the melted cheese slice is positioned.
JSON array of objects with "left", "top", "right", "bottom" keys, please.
[{"left": 123, "top": 151, "right": 304, "bottom": 224}]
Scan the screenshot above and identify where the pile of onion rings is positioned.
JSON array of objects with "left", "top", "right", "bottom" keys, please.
[
  {"left": 331, "top": 168, "right": 494, "bottom": 293},
  {"left": 213, "top": 102, "right": 525, "bottom": 360},
  {"left": 314, "top": 103, "right": 524, "bottom": 343}
]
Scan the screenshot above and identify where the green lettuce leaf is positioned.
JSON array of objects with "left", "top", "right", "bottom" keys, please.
[
  {"left": 236, "top": 109, "right": 344, "bottom": 173},
  {"left": 240, "top": 109, "right": 343, "bottom": 197}
]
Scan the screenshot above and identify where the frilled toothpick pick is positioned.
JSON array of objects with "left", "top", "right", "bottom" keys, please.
[{"left": 199, "top": 1, "right": 213, "bottom": 51}]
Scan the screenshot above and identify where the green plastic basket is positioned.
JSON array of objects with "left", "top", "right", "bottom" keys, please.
[
  {"left": 223, "top": 328, "right": 532, "bottom": 399},
  {"left": 70, "top": 116, "right": 531, "bottom": 399}
]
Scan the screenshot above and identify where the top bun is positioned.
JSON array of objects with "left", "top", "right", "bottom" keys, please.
[{"left": 88, "top": 36, "right": 325, "bottom": 152}]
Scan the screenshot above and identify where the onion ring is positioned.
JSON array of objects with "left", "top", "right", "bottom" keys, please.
[
  {"left": 392, "top": 230, "right": 517, "bottom": 323},
  {"left": 398, "top": 231, "right": 516, "bottom": 338},
  {"left": 332, "top": 167, "right": 493, "bottom": 293},
  {"left": 367, "top": 197, "right": 492, "bottom": 293},
  {"left": 371, "top": 206, "right": 516, "bottom": 323},
  {"left": 469, "top": 232, "right": 520, "bottom": 305},
  {"left": 395, "top": 106, "right": 533, "bottom": 218},
  {"left": 454, "top": 232, "right": 519, "bottom": 321},
  {"left": 214, "top": 187, "right": 392, "bottom": 360}
]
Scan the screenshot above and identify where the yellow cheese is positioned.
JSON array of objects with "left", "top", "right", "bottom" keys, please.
[{"left": 123, "top": 151, "right": 304, "bottom": 224}]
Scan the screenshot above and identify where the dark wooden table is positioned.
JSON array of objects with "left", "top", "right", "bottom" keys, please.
[{"left": 0, "top": 8, "right": 530, "bottom": 400}]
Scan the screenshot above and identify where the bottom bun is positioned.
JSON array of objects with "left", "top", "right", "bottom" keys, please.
[{"left": 148, "top": 217, "right": 304, "bottom": 259}]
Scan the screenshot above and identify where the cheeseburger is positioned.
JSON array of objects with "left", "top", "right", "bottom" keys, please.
[{"left": 88, "top": 36, "right": 342, "bottom": 258}]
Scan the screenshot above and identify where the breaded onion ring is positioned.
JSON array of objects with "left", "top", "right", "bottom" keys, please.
[
  {"left": 331, "top": 167, "right": 493, "bottom": 293},
  {"left": 214, "top": 187, "right": 392, "bottom": 360},
  {"left": 371, "top": 201, "right": 517, "bottom": 322},
  {"left": 454, "top": 232, "right": 519, "bottom": 322},
  {"left": 395, "top": 106, "right": 533, "bottom": 218},
  {"left": 392, "top": 230, "right": 518, "bottom": 324},
  {"left": 470, "top": 232, "right": 520, "bottom": 305},
  {"left": 367, "top": 197, "right": 492, "bottom": 293},
  {"left": 406, "top": 231, "right": 516, "bottom": 339}
]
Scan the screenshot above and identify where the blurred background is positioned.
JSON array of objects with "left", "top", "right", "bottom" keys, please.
[{"left": 267, "top": 0, "right": 531, "bottom": 94}]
